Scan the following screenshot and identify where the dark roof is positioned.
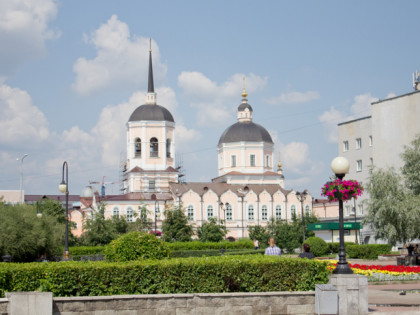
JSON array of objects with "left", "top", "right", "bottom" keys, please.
[
  {"left": 218, "top": 121, "right": 273, "bottom": 145},
  {"left": 25, "top": 194, "right": 80, "bottom": 202},
  {"left": 128, "top": 104, "right": 174, "bottom": 122},
  {"left": 238, "top": 102, "right": 253, "bottom": 111}
]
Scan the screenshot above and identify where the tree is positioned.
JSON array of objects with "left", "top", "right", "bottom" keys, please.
[
  {"left": 0, "top": 202, "right": 65, "bottom": 261},
  {"left": 127, "top": 206, "right": 152, "bottom": 232},
  {"left": 197, "top": 217, "right": 227, "bottom": 242},
  {"left": 248, "top": 225, "right": 270, "bottom": 247},
  {"left": 363, "top": 167, "right": 420, "bottom": 245},
  {"left": 161, "top": 205, "right": 193, "bottom": 242},
  {"left": 83, "top": 202, "right": 117, "bottom": 246},
  {"left": 401, "top": 135, "right": 420, "bottom": 195}
]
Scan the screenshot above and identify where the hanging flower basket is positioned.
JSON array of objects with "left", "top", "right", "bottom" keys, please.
[{"left": 321, "top": 179, "right": 364, "bottom": 202}]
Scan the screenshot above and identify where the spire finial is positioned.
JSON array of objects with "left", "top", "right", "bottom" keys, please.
[
  {"left": 147, "top": 39, "right": 154, "bottom": 94},
  {"left": 277, "top": 151, "right": 282, "bottom": 169},
  {"left": 149, "top": 38, "right": 152, "bottom": 52},
  {"left": 241, "top": 76, "right": 248, "bottom": 99}
]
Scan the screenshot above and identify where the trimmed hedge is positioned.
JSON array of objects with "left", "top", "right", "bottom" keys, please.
[
  {"left": 0, "top": 256, "right": 329, "bottom": 297},
  {"left": 69, "top": 246, "right": 105, "bottom": 256},
  {"left": 166, "top": 239, "right": 253, "bottom": 251},
  {"left": 346, "top": 244, "right": 391, "bottom": 259},
  {"left": 170, "top": 249, "right": 264, "bottom": 258},
  {"left": 328, "top": 242, "right": 355, "bottom": 254}
]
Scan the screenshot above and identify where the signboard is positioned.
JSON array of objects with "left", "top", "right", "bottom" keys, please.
[{"left": 308, "top": 222, "right": 361, "bottom": 231}]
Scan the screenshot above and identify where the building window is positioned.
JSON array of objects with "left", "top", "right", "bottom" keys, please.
[
  {"left": 113, "top": 207, "right": 119, "bottom": 217},
  {"left": 291, "top": 205, "right": 296, "bottom": 217},
  {"left": 248, "top": 205, "right": 254, "bottom": 220},
  {"left": 187, "top": 205, "right": 194, "bottom": 221},
  {"left": 356, "top": 160, "right": 362, "bottom": 172},
  {"left": 135, "top": 138, "right": 141, "bottom": 157},
  {"left": 149, "top": 180, "right": 156, "bottom": 191},
  {"left": 275, "top": 205, "right": 282, "bottom": 220},
  {"left": 207, "top": 205, "right": 213, "bottom": 218},
  {"left": 358, "top": 204, "right": 364, "bottom": 215},
  {"left": 250, "top": 154, "right": 256, "bottom": 167},
  {"left": 261, "top": 205, "right": 268, "bottom": 221},
  {"left": 126, "top": 207, "right": 134, "bottom": 222},
  {"left": 305, "top": 205, "right": 310, "bottom": 216},
  {"left": 369, "top": 135, "right": 372, "bottom": 146},
  {"left": 356, "top": 138, "right": 362, "bottom": 149},
  {"left": 345, "top": 205, "right": 350, "bottom": 216},
  {"left": 226, "top": 203, "right": 233, "bottom": 221},
  {"left": 343, "top": 141, "right": 349, "bottom": 152},
  {"left": 265, "top": 155, "right": 270, "bottom": 167},
  {"left": 166, "top": 139, "right": 171, "bottom": 158},
  {"left": 370, "top": 157, "right": 373, "bottom": 165},
  {"left": 150, "top": 137, "right": 158, "bottom": 157},
  {"left": 231, "top": 155, "right": 236, "bottom": 167}
]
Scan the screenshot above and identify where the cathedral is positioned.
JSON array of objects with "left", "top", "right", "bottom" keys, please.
[{"left": 75, "top": 47, "right": 312, "bottom": 240}]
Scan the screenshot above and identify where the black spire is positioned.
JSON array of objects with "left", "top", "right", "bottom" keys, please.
[{"left": 148, "top": 39, "right": 154, "bottom": 93}]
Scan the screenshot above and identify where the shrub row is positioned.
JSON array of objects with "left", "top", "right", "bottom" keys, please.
[
  {"left": 346, "top": 244, "right": 391, "bottom": 259},
  {"left": 327, "top": 242, "right": 355, "bottom": 254},
  {"left": 169, "top": 249, "right": 264, "bottom": 258},
  {"left": 69, "top": 246, "right": 105, "bottom": 256},
  {"left": 166, "top": 239, "right": 253, "bottom": 251},
  {"left": 0, "top": 256, "right": 329, "bottom": 297}
]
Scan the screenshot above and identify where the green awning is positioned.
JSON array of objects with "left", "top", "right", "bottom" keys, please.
[{"left": 307, "top": 222, "right": 361, "bottom": 231}]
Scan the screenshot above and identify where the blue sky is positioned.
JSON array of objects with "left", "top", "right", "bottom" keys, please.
[{"left": 1, "top": 0, "right": 419, "bottom": 197}]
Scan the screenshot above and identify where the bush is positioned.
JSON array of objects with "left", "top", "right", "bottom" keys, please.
[
  {"left": 328, "top": 242, "right": 355, "bottom": 254},
  {"left": 69, "top": 246, "right": 105, "bottom": 256},
  {"left": 0, "top": 256, "right": 330, "bottom": 297},
  {"left": 104, "top": 231, "right": 170, "bottom": 262},
  {"left": 170, "top": 249, "right": 264, "bottom": 258},
  {"left": 346, "top": 244, "right": 391, "bottom": 259},
  {"left": 166, "top": 239, "right": 253, "bottom": 251},
  {"left": 303, "top": 237, "right": 329, "bottom": 257}
]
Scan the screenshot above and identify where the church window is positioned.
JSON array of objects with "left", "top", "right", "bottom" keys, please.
[
  {"left": 291, "top": 205, "right": 296, "bottom": 218},
  {"left": 126, "top": 207, "right": 134, "bottom": 222},
  {"left": 150, "top": 137, "right": 158, "bottom": 157},
  {"left": 226, "top": 203, "right": 233, "bottom": 221},
  {"left": 135, "top": 138, "right": 141, "bottom": 157},
  {"left": 305, "top": 205, "right": 310, "bottom": 216},
  {"left": 275, "top": 205, "right": 282, "bottom": 220},
  {"left": 187, "top": 205, "right": 194, "bottom": 221},
  {"left": 207, "top": 205, "right": 214, "bottom": 219},
  {"left": 113, "top": 207, "right": 119, "bottom": 218},
  {"left": 231, "top": 155, "right": 236, "bottom": 167},
  {"left": 265, "top": 155, "right": 270, "bottom": 167},
  {"left": 248, "top": 205, "right": 254, "bottom": 220},
  {"left": 261, "top": 205, "right": 268, "bottom": 221},
  {"left": 166, "top": 139, "right": 171, "bottom": 158},
  {"left": 149, "top": 180, "right": 155, "bottom": 191},
  {"left": 250, "top": 155, "right": 256, "bottom": 167}
]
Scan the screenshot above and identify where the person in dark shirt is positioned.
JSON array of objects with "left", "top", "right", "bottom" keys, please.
[{"left": 298, "top": 243, "right": 315, "bottom": 259}]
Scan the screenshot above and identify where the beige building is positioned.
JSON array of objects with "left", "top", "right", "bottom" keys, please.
[
  {"left": 338, "top": 75, "right": 420, "bottom": 244},
  {"left": 73, "top": 48, "right": 312, "bottom": 240}
]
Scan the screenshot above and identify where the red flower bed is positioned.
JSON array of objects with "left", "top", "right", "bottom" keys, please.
[{"left": 350, "top": 264, "right": 420, "bottom": 273}]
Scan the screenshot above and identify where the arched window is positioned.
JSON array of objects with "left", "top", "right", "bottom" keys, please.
[
  {"left": 275, "top": 205, "right": 282, "bottom": 220},
  {"left": 126, "top": 207, "right": 134, "bottom": 222},
  {"left": 135, "top": 138, "right": 141, "bottom": 157},
  {"left": 150, "top": 137, "right": 158, "bottom": 157},
  {"left": 113, "top": 207, "right": 119, "bottom": 217},
  {"left": 261, "top": 205, "right": 268, "bottom": 221},
  {"left": 291, "top": 205, "right": 296, "bottom": 218},
  {"left": 166, "top": 139, "right": 171, "bottom": 158},
  {"left": 248, "top": 205, "right": 254, "bottom": 220},
  {"left": 266, "top": 155, "right": 270, "bottom": 167},
  {"left": 207, "top": 205, "right": 213, "bottom": 219},
  {"left": 226, "top": 203, "right": 233, "bottom": 221},
  {"left": 187, "top": 205, "right": 194, "bottom": 221},
  {"left": 305, "top": 205, "right": 310, "bottom": 216}
]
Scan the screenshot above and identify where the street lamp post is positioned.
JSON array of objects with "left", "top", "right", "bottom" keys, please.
[
  {"left": 296, "top": 191, "right": 307, "bottom": 243},
  {"left": 18, "top": 154, "right": 29, "bottom": 204},
  {"left": 58, "top": 161, "right": 70, "bottom": 261},
  {"left": 331, "top": 156, "right": 353, "bottom": 274}
]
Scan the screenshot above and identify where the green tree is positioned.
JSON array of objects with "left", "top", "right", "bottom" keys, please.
[
  {"left": 363, "top": 167, "right": 419, "bottom": 245},
  {"left": 248, "top": 225, "right": 270, "bottom": 247},
  {"left": 127, "top": 206, "right": 153, "bottom": 232},
  {"left": 161, "top": 205, "right": 193, "bottom": 242},
  {"left": 83, "top": 202, "right": 117, "bottom": 246},
  {"left": 0, "top": 202, "right": 64, "bottom": 261},
  {"left": 197, "top": 217, "right": 227, "bottom": 242},
  {"left": 401, "top": 135, "right": 420, "bottom": 195}
]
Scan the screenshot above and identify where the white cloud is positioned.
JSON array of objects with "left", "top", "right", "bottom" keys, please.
[
  {"left": 0, "top": 0, "right": 59, "bottom": 76},
  {"left": 72, "top": 15, "right": 167, "bottom": 95},
  {"left": 267, "top": 90, "right": 320, "bottom": 105},
  {"left": 0, "top": 83, "right": 50, "bottom": 145},
  {"left": 318, "top": 93, "right": 378, "bottom": 143},
  {"left": 178, "top": 72, "right": 267, "bottom": 127}
]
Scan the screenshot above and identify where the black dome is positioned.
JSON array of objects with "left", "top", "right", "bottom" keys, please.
[
  {"left": 238, "top": 102, "right": 253, "bottom": 111},
  {"left": 129, "top": 104, "right": 174, "bottom": 122},
  {"left": 218, "top": 122, "right": 273, "bottom": 145}
]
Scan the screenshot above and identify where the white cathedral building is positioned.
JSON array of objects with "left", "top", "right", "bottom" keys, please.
[{"left": 75, "top": 48, "right": 312, "bottom": 240}]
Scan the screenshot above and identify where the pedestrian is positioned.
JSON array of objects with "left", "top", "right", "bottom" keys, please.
[
  {"left": 298, "top": 243, "right": 315, "bottom": 259},
  {"left": 253, "top": 239, "right": 260, "bottom": 250},
  {"left": 265, "top": 237, "right": 281, "bottom": 256}
]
